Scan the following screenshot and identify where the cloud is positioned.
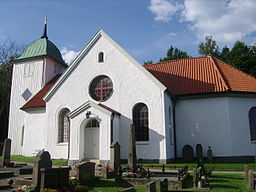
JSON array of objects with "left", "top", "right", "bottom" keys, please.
[
  {"left": 60, "top": 47, "right": 80, "bottom": 65},
  {"left": 182, "top": 0, "right": 256, "bottom": 45},
  {"left": 148, "top": 0, "right": 183, "bottom": 22}
]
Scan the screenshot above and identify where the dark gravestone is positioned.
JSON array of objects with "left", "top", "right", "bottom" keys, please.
[
  {"left": 110, "top": 141, "right": 121, "bottom": 174},
  {"left": 207, "top": 146, "right": 213, "bottom": 163},
  {"left": 40, "top": 167, "right": 70, "bottom": 190},
  {"left": 0, "top": 138, "right": 11, "bottom": 166},
  {"left": 146, "top": 181, "right": 156, "bottom": 192},
  {"left": 31, "top": 150, "right": 52, "bottom": 191},
  {"left": 128, "top": 125, "right": 137, "bottom": 171},
  {"left": 160, "top": 179, "right": 168, "bottom": 192},
  {"left": 182, "top": 145, "right": 194, "bottom": 161},
  {"left": 196, "top": 144, "right": 203, "bottom": 159},
  {"left": 77, "top": 162, "right": 95, "bottom": 185}
]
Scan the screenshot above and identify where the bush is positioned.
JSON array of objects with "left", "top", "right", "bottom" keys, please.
[{"left": 74, "top": 185, "right": 90, "bottom": 192}]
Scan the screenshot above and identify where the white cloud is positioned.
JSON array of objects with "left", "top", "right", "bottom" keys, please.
[
  {"left": 148, "top": 0, "right": 183, "bottom": 22},
  {"left": 182, "top": 0, "right": 256, "bottom": 45},
  {"left": 61, "top": 47, "right": 80, "bottom": 65}
]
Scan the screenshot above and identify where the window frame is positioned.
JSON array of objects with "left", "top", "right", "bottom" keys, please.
[
  {"left": 249, "top": 107, "right": 256, "bottom": 143},
  {"left": 98, "top": 52, "right": 104, "bottom": 63},
  {"left": 132, "top": 103, "right": 149, "bottom": 142},
  {"left": 58, "top": 108, "right": 70, "bottom": 143},
  {"left": 89, "top": 75, "right": 113, "bottom": 102}
]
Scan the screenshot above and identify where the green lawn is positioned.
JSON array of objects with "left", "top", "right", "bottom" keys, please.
[
  {"left": 85, "top": 174, "right": 253, "bottom": 192},
  {"left": 132, "top": 162, "right": 256, "bottom": 172},
  {"left": 210, "top": 173, "right": 252, "bottom": 192},
  {"left": 11, "top": 155, "right": 68, "bottom": 166}
]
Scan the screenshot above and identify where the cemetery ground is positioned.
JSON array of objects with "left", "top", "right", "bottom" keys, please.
[{"left": 1, "top": 155, "right": 254, "bottom": 191}]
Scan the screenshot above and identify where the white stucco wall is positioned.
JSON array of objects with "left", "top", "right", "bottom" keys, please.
[
  {"left": 176, "top": 97, "right": 231, "bottom": 158},
  {"left": 8, "top": 59, "right": 44, "bottom": 155},
  {"left": 44, "top": 58, "right": 66, "bottom": 84},
  {"left": 22, "top": 108, "right": 46, "bottom": 156},
  {"left": 176, "top": 96, "right": 256, "bottom": 158},
  {"left": 45, "top": 34, "right": 168, "bottom": 161},
  {"left": 227, "top": 97, "right": 255, "bottom": 156}
]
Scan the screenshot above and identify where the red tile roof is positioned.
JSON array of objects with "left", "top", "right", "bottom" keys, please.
[
  {"left": 21, "top": 75, "right": 61, "bottom": 110},
  {"left": 145, "top": 56, "right": 256, "bottom": 95}
]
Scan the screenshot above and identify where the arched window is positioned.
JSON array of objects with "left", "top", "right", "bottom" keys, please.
[
  {"left": 85, "top": 118, "right": 99, "bottom": 128},
  {"left": 98, "top": 52, "right": 104, "bottom": 62},
  {"left": 133, "top": 103, "right": 149, "bottom": 141},
  {"left": 58, "top": 108, "right": 70, "bottom": 143},
  {"left": 249, "top": 107, "right": 256, "bottom": 142}
]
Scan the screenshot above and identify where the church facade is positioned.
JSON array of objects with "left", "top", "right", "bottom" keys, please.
[{"left": 8, "top": 24, "right": 256, "bottom": 164}]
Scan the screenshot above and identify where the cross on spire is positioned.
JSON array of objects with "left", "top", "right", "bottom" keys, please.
[{"left": 41, "top": 18, "right": 48, "bottom": 39}]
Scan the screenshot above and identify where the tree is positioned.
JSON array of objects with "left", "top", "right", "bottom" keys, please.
[
  {"left": 143, "top": 60, "right": 153, "bottom": 65},
  {"left": 0, "top": 38, "right": 24, "bottom": 141},
  {"left": 160, "top": 46, "right": 190, "bottom": 62},
  {"left": 227, "top": 41, "right": 256, "bottom": 75},
  {"left": 198, "top": 36, "right": 220, "bottom": 57}
]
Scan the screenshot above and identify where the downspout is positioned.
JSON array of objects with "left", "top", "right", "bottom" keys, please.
[
  {"left": 67, "top": 116, "right": 71, "bottom": 160},
  {"left": 111, "top": 113, "right": 115, "bottom": 144},
  {"left": 172, "top": 96, "right": 178, "bottom": 160}
]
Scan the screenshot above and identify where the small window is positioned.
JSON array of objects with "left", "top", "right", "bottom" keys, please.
[
  {"left": 133, "top": 103, "right": 149, "bottom": 141},
  {"left": 249, "top": 107, "right": 256, "bottom": 142},
  {"left": 22, "top": 88, "right": 32, "bottom": 101},
  {"left": 98, "top": 52, "right": 104, "bottom": 62},
  {"left": 58, "top": 108, "right": 70, "bottom": 143}
]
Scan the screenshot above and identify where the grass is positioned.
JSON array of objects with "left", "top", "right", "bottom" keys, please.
[
  {"left": 11, "top": 155, "right": 68, "bottom": 166},
  {"left": 130, "top": 161, "right": 256, "bottom": 171},
  {"left": 84, "top": 174, "right": 253, "bottom": 192},
  {"left": 86, "top": 178, "right": 158, "bottom": 192},
  {"left": 210, "top": 173, "right": 252, "bottom": 192}
]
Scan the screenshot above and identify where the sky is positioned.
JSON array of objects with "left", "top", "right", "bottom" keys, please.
[{"left": 0, "top": 0, "right": 256, "bottom": 64}]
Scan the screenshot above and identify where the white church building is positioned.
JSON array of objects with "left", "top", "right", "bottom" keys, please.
[{"left": 8, "top": 23, "right": 256, "bottom": 164}]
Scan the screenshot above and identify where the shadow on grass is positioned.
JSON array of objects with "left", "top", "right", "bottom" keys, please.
[
  {"left": 211, "top": 174, "right": 243, "bottom": 180},
  {"left": 210, "top": 184, "right": 239, "bottom": 189}
]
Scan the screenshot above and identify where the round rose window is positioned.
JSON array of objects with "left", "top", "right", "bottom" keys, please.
[{"left": 89, "top": 75, "right": 113, "bottom": 102}]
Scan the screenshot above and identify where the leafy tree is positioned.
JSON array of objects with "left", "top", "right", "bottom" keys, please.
[
  {"left": 143, "top": 60, "right": 153, "bottom": 65},
  {"left": 160, "top": 46, "right": 190, "bottom": 62},
  {"left": 198, "top": 36, "right": 220, "bottom": 57},
  {"left": 0, "top": 38, "right": 24, "bottom": 141},
  {"left": 228, "top": 41, "right": 256, "bottom": 74},
  {"left": 219, "top": 45, "right": 230, "bottom": 62}
]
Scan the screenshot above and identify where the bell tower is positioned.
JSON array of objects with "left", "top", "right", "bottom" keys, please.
[{"left": 8, "top": 19, "right": 67, "bottom": 155}]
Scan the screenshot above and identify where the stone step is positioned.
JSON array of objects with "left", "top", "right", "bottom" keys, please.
[{"left": 0, "top": 171, "right": 14, "bottom": 179}]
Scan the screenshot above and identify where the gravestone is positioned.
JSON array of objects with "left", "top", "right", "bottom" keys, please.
[
  {"left": 182, "top": 145, "right": 194, "bottom": 161},
  {"left": 160, "top": 179, "right": 168, "bottom": 192},
  {"left": 101, "top": 167, "right": 114, "bottom": 179},
  {"left": 244, "top": 164, "right": 249, "bottom": 181},
  {"left": 31, "top": 150, "right": 52, "bottom": 191},
  {"left": 196, "top": 144, "right": 203, "bottom": 159},
  {"left": 128, "top": 125, "right": 137, "bottom": 171},
  {"left": 146, "top": 181, "right": 156, "bottom": 192},
  {"left": 207, "top": 146, "right": 213, "bottom": 163},
  {"left": 0, "top": 138, "right": 11, "bottom": 166},
  {"left": 192, "top": 169, "right": 199, "bottom": 188},
  {"left": 110, "top": 141, "right": 121, "bottom": 174},
  {"left": 247, "top": 169, "right": 254, "bottom": 190},
  {"left": 77, "top": 162, "right": 95, "bottom": 185}
]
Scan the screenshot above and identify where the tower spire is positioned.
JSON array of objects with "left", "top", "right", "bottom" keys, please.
[{"left": 41, "top": 18, "right": 48, "bottom": 39}]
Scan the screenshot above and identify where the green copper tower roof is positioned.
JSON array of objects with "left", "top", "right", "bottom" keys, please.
[{"left": 16, "top": 19, "right": 66, "bottom": 66}]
